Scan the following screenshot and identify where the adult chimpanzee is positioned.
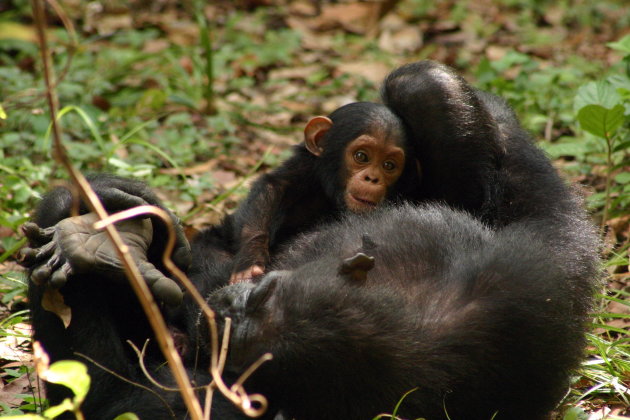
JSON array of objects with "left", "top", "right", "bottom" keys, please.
[
  {"left": 202, "top": 202, "right": 598, "bottom": 420},
  {"left": 198, "top": 101, "right": 408, "bottom": 285},
  {"left": 23, "top": 201, "right": 598, "bottom": 420},
  {"left": 22, "top": 60, "right": 599, "bottom": 419}
]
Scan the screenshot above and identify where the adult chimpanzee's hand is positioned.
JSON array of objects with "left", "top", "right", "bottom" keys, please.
[{"left": 21, "top": 213, "right": 184, "bottom": 306}]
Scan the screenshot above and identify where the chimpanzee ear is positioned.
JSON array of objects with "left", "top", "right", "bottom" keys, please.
[
  {"left": 304, "top": 116, "right": 333, "bottom": 157},
  {"left": 338, "top": 252, "right": 375, "bottom": 283},
  {"left": 246, "top": 273, "right": 280, "bottom": 315}
]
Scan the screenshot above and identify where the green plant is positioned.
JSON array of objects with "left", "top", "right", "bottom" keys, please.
[
  {"left": 1, "top": 353, "right": 139, "bottom": 420},
  {"left": 3, "top": 347, "right": 90, "bottom": 420},
  {"left": 574, "top": 35, "right": 630, "bottom": 226},
  {"left": 372, "top": 388, "right": 425, "bottom": 420}
]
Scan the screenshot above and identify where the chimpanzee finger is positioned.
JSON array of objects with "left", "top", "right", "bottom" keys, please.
[
  {"left": 20, "top": 240, "right": 57, "bottom": 271},
  {"left": 30, "top": 247, "right": 65, "bottom": 285},
  {"left": 35, "top": 240, "right": 56, "bottom": 260},
  {"left": 31, "top": 265, "right": 52, "bottom": 285},
  {"left": 149, "top": 209, "right": 191, "bottom": 271},
  {"left": 50, "top": 263, "right": 73, "bottom": 289},
  {"left": 137, "top": 261, "right": 183, "bottom": 307},
  {"left": 97, "top": 188, "right": 150, "bottom": 213},
  {"left": 18, "top": 247, "right": 39, "bottom": 267},
  {"left": 171, "top": 229, "right": 192, "bottom": 271},
  {"left": 22, "top": 223, "right": 55, "bottom": 245}
]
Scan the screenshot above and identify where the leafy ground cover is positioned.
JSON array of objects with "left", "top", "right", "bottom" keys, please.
[{"left": 0, "top": 0, "right": 628, "bottom": 418}]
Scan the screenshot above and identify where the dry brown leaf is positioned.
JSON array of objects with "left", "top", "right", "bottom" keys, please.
[
  {"left": 288, "top": 1, "right": 318, "bottom": 17},
  {"left": 607, "top": 214, "right": 630, "bottom": 239},
  {"left": 0, "top": 322, "right": 32, "bottom": 363},
  {"left": 281, "top": 99, "right": 313, "bottom": 115},
  {"left": 286, "top": 16, "right": 336, "bottom": 51},
  {"left": 321, "top": 95, "right": 358, "bottom": 115},
  {"left": 306, "top": 3, "right": 375, "bottom": 34},
  {"left": 486, "top": 45, "right": 509, "bottom": 61},
  {"left": 268, "top": 65, "right": 322, "bottom": 81},
  {"left": 143, "top": 38, "right": 170, "bottom": 53},
  {"left": 160, "top": 160, "right": 215, "bottom": 176},
  {"left": 212, "top": 170, "right": 238, "bottom": 187},
  {"left": 94, "top": 14, "right": 133, "bottom": 36},
  {"left": 606, "top": 300, "right": 630, "bottom": 316},
  {"left": 0, "top": 371, "right": 38, "bottom": 406},
  {"left": 337, "top": 61, "right": 391, "bottom": 85},
  {"left": 162, "top": 20, "right": 199, "bottom": 46},
  {"left": 42, "top": 288, "right": 72, "bottom": 328},
  {"left": 0, "top": 226, "right": 13, "bottom": 238},
  {"left": 378, "top": 26, "right": 423, "bottom": 54}
]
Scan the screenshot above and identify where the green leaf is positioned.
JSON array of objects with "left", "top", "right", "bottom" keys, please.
[
  {"left": 574, "top": 81, "right": 621, "bottom": 112},
  {"left": 43, "top": 360, "right": 91, "bottom": 403},
  {"left": 615, "top": 172, "right": 630, "bottom": 184},
  {"left": 613, "top": 140, "right": 630, "bottom": 153},
  {"left": 113, "top": 413, "right": 141, "bottom": 420},
  {"left": 562, "top": 406, "right": 588, "bottom": 420},
  {"left": 607, "top": 35, "right": 630, "bottom": 54},
  {"left": 0, "top": 103, "right": 6, "bottom": 119},
  {"left": 44, "top": 105, "right": 106, "bottom": 153},
  {"left": 540, "top": 141, "right": 587, "bottom": 159},
  {"left": 577, "top": 104, "right": 625, "bottom": 139},
  {"left": 43, "top": 398, "right": 75, "bottom": 418}
]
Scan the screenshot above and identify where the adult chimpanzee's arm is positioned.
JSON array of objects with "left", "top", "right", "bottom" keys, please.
[
  {"left": 23, "top": 175, "right": 265, "bottom": 419},
  {"left": 22, "top": 175, "right": 195, "bottom": 418}
]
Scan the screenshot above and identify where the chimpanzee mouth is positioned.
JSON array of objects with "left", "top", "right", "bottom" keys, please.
[{"left": 351, "top": 195, "right": 377, "bottom": 207}]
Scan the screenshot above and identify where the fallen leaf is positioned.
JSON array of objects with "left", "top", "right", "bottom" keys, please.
[
  {"left": 0, "top": 323, "right": 32, "bottom": 362},
  {"left": 321, "top": 95, "right": 358, "bottom": 114},
  {"left": 486, "top": 45, "right": 509, "bottom": 61},
  {"left": 288, "top": 1, "right": 318, "bottom": 17},
  {"left": 0, "top": 226, "right": 13, "bottom": 238},
  {"left": 268, "top": 65, "right": 322, "bottom": 81},
  {"left": 378, "top": 26, "right": 423, "bottom": 54},
  {"left": 0, "top": 371, "right": 38, "bottom": 407},
  {"left": 42, "top": 288, "right": 72, "bottom": 328},
  {"left": 160, "top": 160, "right": 215, "bottom": 176},
  {"left": 212, "top": 170, "right": 237, "bottom": 187},
  {"left": 94, "top": 14, "right": 133, "bottom": 36},
  {"left": 0, "top": 22, "right": 37, "bottom": 42},
  {"left": 306, "top": 3, "right": 375, "bottom": 34},
  {"left": 143, "top": 39, "right": 170, "bottom": 53},
  {"left": 337, "top": 62, "right": 391, "bottom": 85}
]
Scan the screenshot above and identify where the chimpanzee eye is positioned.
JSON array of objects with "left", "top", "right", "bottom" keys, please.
[
  {"left": 354, "top": 151, "right": 369, "bottom": 163},
  {"left": 383, "top": 161, "right": 396, "bottom": 171}
]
